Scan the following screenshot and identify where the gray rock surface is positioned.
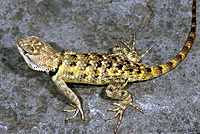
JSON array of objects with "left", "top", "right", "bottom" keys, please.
[{"left": 0, "top": 0, "right": 200, "bottom": 133}]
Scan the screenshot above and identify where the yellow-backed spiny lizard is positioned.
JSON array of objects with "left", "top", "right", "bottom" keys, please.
[{"left": 16, "top": 0, "right": 196, "bottom": 133}]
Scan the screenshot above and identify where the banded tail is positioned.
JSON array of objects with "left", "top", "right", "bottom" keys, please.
[{"left": 139, "top": 0, "right": 196, "bottom": 80}]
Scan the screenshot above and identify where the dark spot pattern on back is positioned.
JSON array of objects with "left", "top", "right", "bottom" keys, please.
[
  {"left": 137, "top": 69, "right": 141, "bottom": 74},
  {"left": 83, "top": 53, "right": 89, "bottom": 57},
  {"left": 70, "top": 62, "right": 76, "bottom": 66},
  {"left": 86, "top": 63, "right": 91, "bottom": 67},
  {"left": 125, "top": 60, "right": 130, "bottom": 65},
  {"left": 135, "top": 64, "right": 140, "bottom": 67},
  {"left": 158, "top": 66, "right": 163, "bottom": 71},
  {"left": 146, "top": 67, "right": 151, "bottom": 72},
  {"left": 71, "top": 54, "right": 77, "bottom": 58},
  {"left": 97, "top": 54, "right": 103, "bottom": 59},
  {"left": 94, "top": 75, "right": 99, "bottom": 78},
  {"left": 117, "top": 65, "right": 123, "bottom": 69},
  {"left": 97, "top": 61, "right": 102, "bottom": 67},
  {"left": 128, "top": 69, "right": 133, "bottom": 72},
  {"left": 111, "top": 56, "right": 117, "bottom": 61},
  {"left": 121, "top": 91, "right": 125, "bottom": 96},
  {"left": 68, "top": 71, "right": 74, "bottom": 75}
]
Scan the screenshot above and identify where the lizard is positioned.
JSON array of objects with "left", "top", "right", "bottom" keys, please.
[{"left": 16, "top": 0, "right": 196, "bottom": 133}]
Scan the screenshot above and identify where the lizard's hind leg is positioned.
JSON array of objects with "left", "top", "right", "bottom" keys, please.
[
  {"left": 105, "top": 78, "right": 143, "bottom": 133},
  {"left": 113, "top": 33, "right": 152, "bottom": 63}
]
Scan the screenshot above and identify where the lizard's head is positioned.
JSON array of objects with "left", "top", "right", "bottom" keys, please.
[{"left": 17, "top": 36, "right": 61, "bottom": 72}]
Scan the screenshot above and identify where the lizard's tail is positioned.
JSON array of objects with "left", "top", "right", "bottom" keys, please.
[{"left": 141, "top": 0, "right": 196, "bottom": 80}]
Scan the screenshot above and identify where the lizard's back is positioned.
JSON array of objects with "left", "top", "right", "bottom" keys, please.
[{"left": 58, "top": 52, "right": 143, "bottom": 85}]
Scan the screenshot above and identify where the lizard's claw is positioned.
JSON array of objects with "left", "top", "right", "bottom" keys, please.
[
  {"left": 105, "top": 102, "right": 143, "bottom": 133},
  {"left": 105, "top": 103, "right": 125, "bottom": 133},
  {"left": 62, "top": 104, "right": 85, "bottom": 121}
]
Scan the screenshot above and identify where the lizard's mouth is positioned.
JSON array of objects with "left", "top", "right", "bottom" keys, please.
[
  {"left": 16, "top": 43, "right": 43, "bottom": 71},
  {"left": 16, "top": 43, "right": 27, "bottom": 55},
  {"left": 16, "top": 39, "right": 37, "bottom": 70},
  {"left": 21, "top": 47, "right": 29, "bottom": 55}
]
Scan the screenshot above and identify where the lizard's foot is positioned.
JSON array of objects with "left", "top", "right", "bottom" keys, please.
[
  {"left": 62, "top": 104, "right": 85, "bottom": 121},
  {"left": 121, "top": 33, "right": 152, "bottom": 62},
  {"left": 105, "top": 102, "right": 144, "bottom": 133},
  {"left": 113, "top": 33, "right": 152, "bottom": 63}
]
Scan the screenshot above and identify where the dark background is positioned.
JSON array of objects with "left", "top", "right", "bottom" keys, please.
[{"left": 0, "top": 0, "right": 200, "bottom": 133}]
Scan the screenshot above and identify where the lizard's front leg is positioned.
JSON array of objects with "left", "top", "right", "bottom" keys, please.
[
  {"left": 51, "top": 75, "right": 85, "bottom": 121},
  {"left": 105, "top": 78, "right": 144, "bottom": 133}
]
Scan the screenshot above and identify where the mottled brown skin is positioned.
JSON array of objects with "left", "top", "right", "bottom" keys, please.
[{"left": 16, "top": 0, "right": 196, "bottom": 133}]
